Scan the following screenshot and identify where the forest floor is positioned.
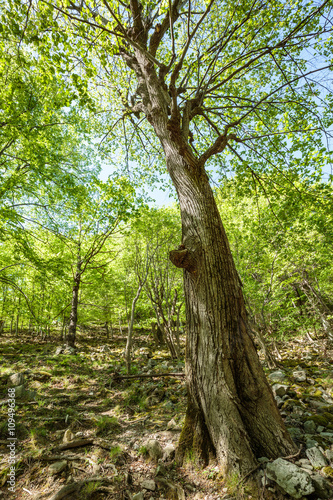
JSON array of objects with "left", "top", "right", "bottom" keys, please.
[{"left": 1, "top": 329, "right": 333, "bottom": 500}]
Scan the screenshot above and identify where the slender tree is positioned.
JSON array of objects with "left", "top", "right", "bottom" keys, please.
[
  {"left": 46, "top": 177, "right": 139, "bottom": 347},
  {"left": 8, "top": 0, "right": 333, "bottom": 475}
]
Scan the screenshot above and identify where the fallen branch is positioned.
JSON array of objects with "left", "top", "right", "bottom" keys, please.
[
  {"left": 54, "top": 438, "right": 94, "bottom": 450},
  {"left": 282, "top": 445, "right": 303, "bottom": 460},
  {"left": 53, "top": 437, "right": 117, "bottom": 452},
  {"left": 112, "top": 372, "right": 185, "bottom": 381}
]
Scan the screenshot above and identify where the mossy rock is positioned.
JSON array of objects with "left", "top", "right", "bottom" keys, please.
[
  {"left": 317, "top": 405, "right": 333, "bottom": 414},
  {"left": 312, "top": 435, "right": 326, "bottom": 446},
  {"left": 322, "top": 412, "right": 333, "bottom": 423},
  {"left": 281, "top": 399, "right": 301, "bottom": 411},
  {"left": 307, "top": 415, "right": 329, "bottom": 426},
  {"left": 322, "top": 466, "right": 333, "bottom": 478}
]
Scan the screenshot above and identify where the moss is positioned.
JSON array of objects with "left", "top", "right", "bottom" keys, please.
[
  {"left": 325, "top": 405, "right": 333, "bottom": 414},
  {"left": 307, "top": 415, "right": 328, "bottom": 426},
  {"left": 323, "top": 412, "right": 333, "bottom": 423},
  {"left": 176, "top": 399, "right": 215, "bottom": 467},
  {"left": 282, "top": 399, "right": 302, "bottom": 411},
  {"left": 322, "top": 466, "right": 333, "bottom": 478}
]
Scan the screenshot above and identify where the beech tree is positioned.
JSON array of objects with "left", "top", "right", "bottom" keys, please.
[{"left": 8, "top": 0, "right": 333, "bottom": 475}]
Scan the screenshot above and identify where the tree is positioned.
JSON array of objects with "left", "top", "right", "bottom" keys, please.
[
  {"left": 35, "top": 177, "right": 140, "bottom": 347},
  {"left": 122, "top": 206, "right": 183, "bottom": 369},
  {"left": 0, "top": 34, "right": 98, "bottom": 239},
  {"left": 9, "top": 0, "right": 333, "bottom": 475}
]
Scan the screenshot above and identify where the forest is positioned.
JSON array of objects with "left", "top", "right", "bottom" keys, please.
[{"left": 1, "top": 0, "right": 333, "bottom": 499}]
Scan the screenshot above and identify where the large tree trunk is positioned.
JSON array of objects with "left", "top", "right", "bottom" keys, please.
[
  {"left": 165, "top": 147, "right": 297, "bottom": 475},
  {"left": 66, "top": 261, "right": 81, "bottom": 348}
]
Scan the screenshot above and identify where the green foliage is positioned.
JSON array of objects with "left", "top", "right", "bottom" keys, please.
[
  {"left": 0, "top": 0, "right": 332, "bottom": 348},
  {"left": 95, "top": 415, "right": 120, "bottom": 435},
  {"left": 216, "top": 176, "right": 333, "bottom": 338},
  {"left": 109, "top": 445, "right": 122, "bottom": 462},
  {"left": 80, "top": 481, "right": 103, "bottom": 499}
]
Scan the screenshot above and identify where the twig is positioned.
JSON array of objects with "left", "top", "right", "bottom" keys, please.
[
  {"left": 282, "top": 445, "right": 302, "bottom": 460},
  {"left": 53, "top": 438, "right": 117, "bottom": 452}
]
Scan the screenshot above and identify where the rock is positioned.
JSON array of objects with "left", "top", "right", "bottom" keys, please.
[
  {"left": 272, "top": 384, "right": 288, "bottom": 397},
  {"left": 132, "top": 493, "right": 144, "bottom": 500},
  {"left": 288, "top": 427, "right": 303, "bottom": 440},
  {"left": 322, "top": 392, "right": 333, "bottom": 404},
  {"left": 325, "top": 449, "right": 333, "bottom": 461},
  {"left": 155, "top": 477, "right": 185, "bottom": 500},
  {"left": 167, "top": 418, "right": 178, "bottom": 430},
  {"left": 63, "top": 429, "right": 74, "bottom": 443},
  {"left": 8, "top": 373, "right": 24, "bottom": 387},
  {"left": 305, "top": 447, "right": 327, "bottom": 468},
  {"left": 268, "top": 370, "right": 286, "bottom": 382},
  {"left": 13, "top": 385, "right": 27, "bottom": 399},
  {"left": 266, "top": 458, "right": 315, "bottom": 498},
  {"left": 291, "top": 407, "right": 304, "bottom": 417},
  {"left": 304, "top": 420, "right": 316, "bottom": 434},
  {"left": 309, "top": 399, "right": 328, "bottom": 409},
  {"left": 141, "top": 480, "right": 156, "bottom": 491},
  {"left": 163, "top": 443, "right": 175, "bottom": 461},
  {"left": 146, "top": 439, "right": 163, "bottom": 461},
  {"left": 321, "top": 432, "right": 333, "bottom": 443},
  {"left": 48, "top": 461, "right": 67, "bottom": 475},
  {"left": 300, "top": 464, "right": 313, "bottom": 471},
  {"left": 55, "top": 346, "right": 63, "bottom": 355},
  {"left": 258, "top": 457, "right": 269, "bottom": 464},
  {"left": 293, "top": 370, "right": 307, "bottom": 382},
  {"left": 155, "top": 464, "right": 167, "bottom": 476},
  {"left": 311, "top": 473, "right": 333, "bottom": 499},
  {"left": 297, "top": 458, "right": 311, "bottom": 467},
  {"left": 306, "top": 438, "right": 318, "bottom": 449},
  {"left": 275, "top": 396, "right": 284, "bottom": 408},
  {"left": 64, "top": 346, "right": 76, "bottom": 355},
  {"left": 26, "top": 389, "right": 37, "bottom": 400}
]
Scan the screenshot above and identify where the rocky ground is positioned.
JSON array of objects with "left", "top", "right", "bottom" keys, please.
[{"left": 1, "top": 331, "right": 333, "bottom": 499}]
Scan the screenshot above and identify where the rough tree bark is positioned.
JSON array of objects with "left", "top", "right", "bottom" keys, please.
[{"left": 169, "top": 167, "right": 296, "bottom": 473}]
